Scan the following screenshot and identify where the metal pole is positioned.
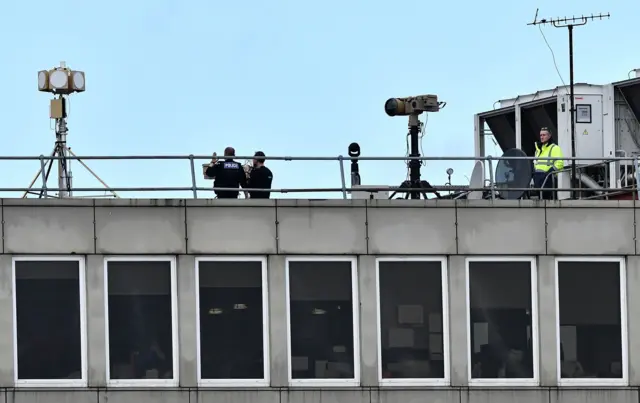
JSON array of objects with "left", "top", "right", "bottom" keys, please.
[
  {"left": 39, "top": 156, "right": 48, "bottom": 198},
  {"left": 408, "top": 114, "right": 421, "bottom": 200},
  {"left": 568, "top": 25, "right": 577, "bottom": 200},
  {"left": 189, "top": 155, "right": 198, "bottom": 199},
  {"left": 487, "top": 157, "right": 495, "bottom": 200},
  {"left": 338, "top": 155, "right": 347, "bottom": 199}
]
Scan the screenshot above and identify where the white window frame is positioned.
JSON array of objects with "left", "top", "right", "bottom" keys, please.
[
  {"left": 375, "top": 256, "right": 450, "bottom": 386},
  {"left": 465, "top": 256, "right": 540, "bottom": 387},
  {"left": 104, "top": 256, "right": 179, "bottom": 388},
  {"left": 555, "top": 256, "right": 628, "bottom": 387},
  {"left": 285, "top": 256, "right": 360, "bottom": 387},
  {"left": 195, "top": 256, "right": 270, "bottom": 387},
  {"left": 12, "top": 255, "right": 88, "bottom": 388}
]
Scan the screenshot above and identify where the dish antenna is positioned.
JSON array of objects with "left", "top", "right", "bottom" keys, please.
[
  {"left": 495, "top": 148, "right": 532, "bottom": 200},
  {"left": 467, "top": 161, "right": 485, "bottom": 200}
]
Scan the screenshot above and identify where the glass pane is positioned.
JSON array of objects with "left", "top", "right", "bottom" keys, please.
[
  {"left": 107, "top": 261, "right": 173, "bottom": 380},
  {"left": 468, "top": 261, "right": 534, "bottom": 379},
  {"left": 558, "top": 261, "right": 623, "bottom": 379},
  {"left": 15, "top": 260, "right": 82, "bottom": 380},
  {"left": 288, "top": 261, "right": 354, "bottom": 380},
  {"left": 198, "top": 261, "right": 265, "bottom": 380},
  {"left": 379, "top": 261, "right": 444, "bottom": 379}
]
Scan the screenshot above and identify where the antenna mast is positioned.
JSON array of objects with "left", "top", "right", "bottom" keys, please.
[
  {"left": 528, "top": 10, "right": 610, "bottom": 200},
  {"left": 28, "top": 62, "right": 119, "bottom": 199}
]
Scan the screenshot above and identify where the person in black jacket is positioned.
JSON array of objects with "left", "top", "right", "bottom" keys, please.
[
  {"left": 247, "top": 151, "right": 273, "bottom": 199},
  {"left": 205, "top": 147, "right": 247, "bottom": 199}
]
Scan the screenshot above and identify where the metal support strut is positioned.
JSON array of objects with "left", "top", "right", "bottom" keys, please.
[{"left": 388, "top": 114, "right": 441, "bottom": 200}]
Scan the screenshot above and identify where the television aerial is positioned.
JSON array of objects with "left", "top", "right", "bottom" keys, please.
[
  {"left": 494, "top": 148, "right": 533, "bottom": 200},
  {"left": 467, "top": 160, "right": 485, "bottom": 200}
]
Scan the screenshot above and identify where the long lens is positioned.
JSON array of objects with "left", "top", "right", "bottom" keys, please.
[{"left": 384, "top": 98, "right": 405, "bottom": 116}]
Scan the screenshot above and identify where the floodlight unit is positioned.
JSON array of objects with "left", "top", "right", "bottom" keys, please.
[
  {"left": 24, "top": 62, "right": 117, "bottom": 199},
  {"left": 528, "top": 10, "right": 610, "bottom": 199},
  {"left": 385, "top": 95, "right": 444, "bottom": 200},
  {"left": 34, "top": 62, "right": 85, "bottom": 197}
]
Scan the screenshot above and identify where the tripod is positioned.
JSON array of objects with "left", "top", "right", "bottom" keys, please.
[
  {"left": 22, "top": 110, "right": 118, "bottom": 199},
  {"left": 389, "top": 114, "right": 441, "bottom": 200}
]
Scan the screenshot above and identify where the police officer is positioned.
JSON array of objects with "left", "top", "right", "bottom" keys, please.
[
  {"left": 247, "top": 151, "right": 273, "bottom": 199},
  {"left": 533, "top": 127, "right": 564, "bottom": 200},
  {"left": 205, "top": 147, "right": 247, "bottom": 199}
]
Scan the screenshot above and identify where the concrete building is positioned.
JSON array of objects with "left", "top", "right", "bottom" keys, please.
[{"left": 0, "top": 197, "right": 637, "bottom": 403}]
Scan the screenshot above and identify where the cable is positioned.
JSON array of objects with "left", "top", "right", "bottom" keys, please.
[
  {"left": 419, "top": 113, "right": 428, "bottom": 167},
  {"left": 538, "top": 24, "right": 571, "bottom": 150},
  {"left": 538, "top": 25, "right": 567, "bottom": 87},
  {"left": 405, "top": 131, "right": 410, "bottom": 180}
]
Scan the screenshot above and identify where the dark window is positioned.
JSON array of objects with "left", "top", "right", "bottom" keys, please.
[
  {"left": 468, "top": 260, "right": 535, "bottom": 380},
  {"left": 288, "top": 260, "right": 356, "bottom": 380},
  {"left": 378, "top": 260, "right": 445, "bottom": 380},
  {"left": 106, "top": 260, "right": 175, "bottom": 381},
  {"left": 558, "top": 260, "right": 624, "bottom": 379},
  {"left": 198, "top": 260, "right": 266, "bottom": 381},
  {"left": 15, "top": 259, "right": 83, "bottom": 381}
]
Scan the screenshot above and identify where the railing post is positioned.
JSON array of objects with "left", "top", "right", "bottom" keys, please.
[
  {"left": 604, "top": 162, "right": 609, "bottom": 200},
  {"left": 487, "top": 156, "right": 495, "bottom": 200},
  {"left": 39, "top": 155, "right": 47, "bottom": 198},
  {"left": 338, "top": 155, "right": 347, "bottom": 200},
  {"left": 633, "top": 156, "right": 640, "bottom": 200},
  {"left": 189, "top": 155, "right": 198, "bottom": 199}
]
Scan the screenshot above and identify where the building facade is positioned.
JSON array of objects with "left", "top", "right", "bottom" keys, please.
[{"left": 0, "top": 198, "right": 638, "bottom": 403}]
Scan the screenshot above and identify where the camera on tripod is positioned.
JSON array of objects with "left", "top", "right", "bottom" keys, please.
[
  {"left": 384, "top": 95, "right": 440, "bottom": 117},
  {"left": 384, "top": 94, "right": 444, "bottom": 200}
]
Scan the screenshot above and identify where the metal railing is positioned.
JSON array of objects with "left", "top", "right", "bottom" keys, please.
[{"left": 6, "top": 154, "right": 640, "bottom": 199}]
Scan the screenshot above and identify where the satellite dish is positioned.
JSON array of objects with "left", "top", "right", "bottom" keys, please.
[
  {"left": 467, "top": 161, "right": 485, "bottom": 200},
  {"left": 495, "top": 148, "right": 533, "bottom": 200}
]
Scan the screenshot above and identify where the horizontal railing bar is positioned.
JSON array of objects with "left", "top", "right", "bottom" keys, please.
[
  {"left": 0, "top": 155, "right": 637, "bottom": 162},
  {"left": 5, "top": 186, "right": 636, "bottom": 193}
]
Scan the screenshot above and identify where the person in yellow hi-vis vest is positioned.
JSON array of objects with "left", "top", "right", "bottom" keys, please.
[{"left": 533, "top": 127, "right": 564, "bottom": 200}]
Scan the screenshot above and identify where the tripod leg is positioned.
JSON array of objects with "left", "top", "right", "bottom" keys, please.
[
  {"left": 66, "top": 147, "right": 120, "bottom": 198},
  {"left": 39, "top": 157, "right": 56, "bottom": 198},
  {"left": 420, "top": 180, "right": 442, "bottom": 199},
  {"left": 21, "top": 168, "right": 44, "bottom": 199},
  {"left": 21, "top": 146, "right": 57, "bottom": 198}
]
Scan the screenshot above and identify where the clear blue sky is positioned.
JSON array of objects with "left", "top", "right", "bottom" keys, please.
[{"left": 1, "top": 0, "right": 638, "bottom": 199}]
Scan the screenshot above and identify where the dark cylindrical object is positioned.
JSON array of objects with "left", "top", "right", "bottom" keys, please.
[{"left": 569, "top": 25, "right": 577, "bottom": 200}]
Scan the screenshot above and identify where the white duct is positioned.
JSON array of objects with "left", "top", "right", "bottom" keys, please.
[{"left": 578, "top": 173, "right": 604, "bottom": 195}]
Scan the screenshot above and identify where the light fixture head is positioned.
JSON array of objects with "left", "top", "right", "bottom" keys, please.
[
  {"left": 37, "top": 64, "right": 86, "bottom": 95},
  {"left": 71, "top": 71, "right": 85, "bottom": 92},
  {"left": 49, "top": 69, "right": 70, "bottom": 92},
  {"left": 37, "top": 70, "right": 50, "bottom": 92}
]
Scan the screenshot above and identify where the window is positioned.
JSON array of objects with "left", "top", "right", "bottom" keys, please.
[
  {"left": 376, "top": 258, "right": 449, "bottom": 386},
  {"left": 104, "top": 257, "right": 178, "bottom": 387},
  {"left": 286, "top": 257, "right": 359, "bottom": 386},
  {"left": 12, "top": 257, "right": 87, "bottom": 387},
  {"left": 196, "top": 257, "right": 269, "bottom": 386},
  {"left": 556, "top": 258, "right": 627, "bottom": 386},
  {"left": 466, "top": 257, "right": 538, "bottom": 386}
]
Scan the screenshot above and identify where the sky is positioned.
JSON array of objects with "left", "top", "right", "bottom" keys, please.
[{"left": 1, "top": 0, "right": 638, "bottom": 199}]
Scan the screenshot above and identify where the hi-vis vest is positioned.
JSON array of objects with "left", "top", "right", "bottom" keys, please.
[{"left": 534, "top": 143, "right": 564, "bottom": 172}]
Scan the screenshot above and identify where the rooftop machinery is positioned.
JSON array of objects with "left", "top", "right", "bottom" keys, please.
[{"left": 474, "top": 69, "right": 640, "bottom": 200}]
